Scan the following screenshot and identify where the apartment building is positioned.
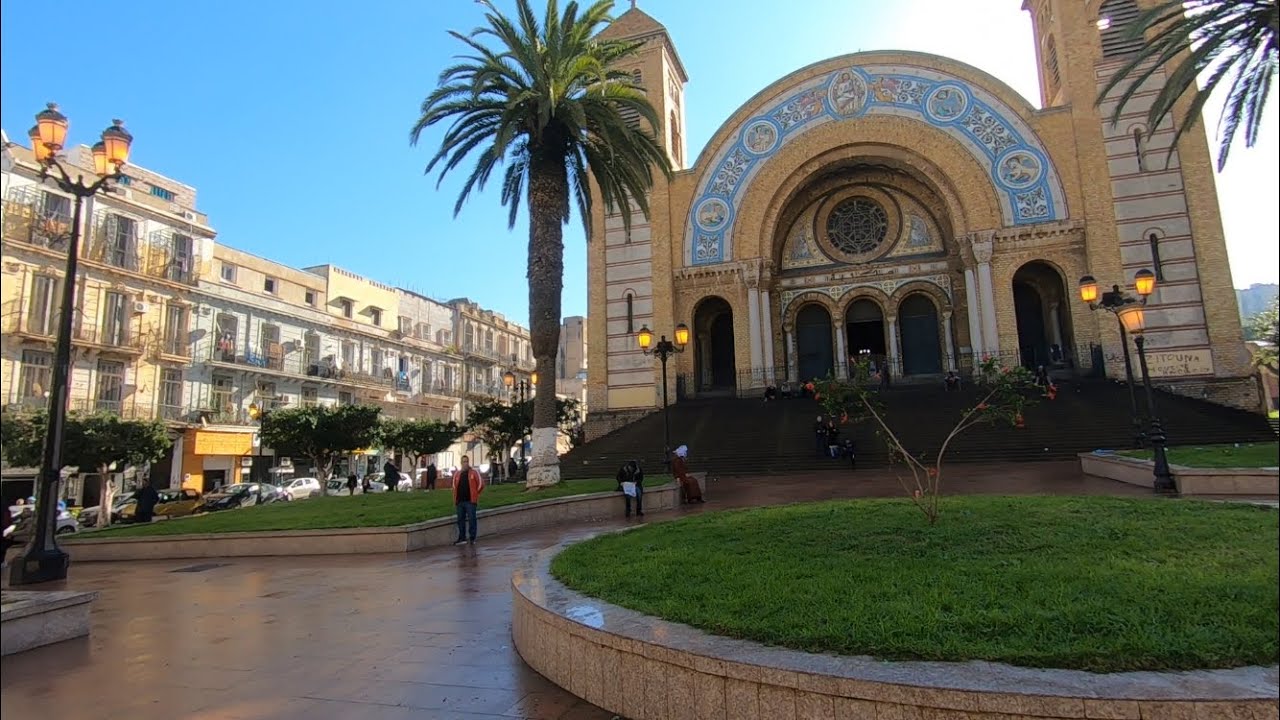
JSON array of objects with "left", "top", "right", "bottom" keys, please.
[{"left": 1, "top": 133, "right": 534, "bottom": 497}]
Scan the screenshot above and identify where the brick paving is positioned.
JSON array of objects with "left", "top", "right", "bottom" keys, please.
[{"left": 1, "top": 463, "right": 1151, "bottom": 719}]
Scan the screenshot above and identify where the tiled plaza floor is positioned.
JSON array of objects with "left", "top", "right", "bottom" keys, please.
[{"left": 1, "top": 463, "right": 1152, "bottom": 719}]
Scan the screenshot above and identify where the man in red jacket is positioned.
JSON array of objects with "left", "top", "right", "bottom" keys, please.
[{"left": 452, "top": 455, "right": 484, "bottom": 545}]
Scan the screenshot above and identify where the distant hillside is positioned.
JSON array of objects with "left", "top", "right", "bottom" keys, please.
[{"left": 1238, "top": 283, "right": 1279, "bottom": 320}]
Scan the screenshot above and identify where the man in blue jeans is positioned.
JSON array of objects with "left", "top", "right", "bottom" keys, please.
[{"left": 452, "top": 455, "right": 484, "bottom": 545}]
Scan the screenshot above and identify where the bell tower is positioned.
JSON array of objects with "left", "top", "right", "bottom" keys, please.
[{"left": 1025, "top": 0, "right": 1253, "bottom": 402}]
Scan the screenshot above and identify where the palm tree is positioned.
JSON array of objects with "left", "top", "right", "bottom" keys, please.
[
  {"left": 411, "top": 0, "right": 671, "bottom": 487},
  {"left": 1098, "top": 0, "right": 1278, "bottom": 170}
]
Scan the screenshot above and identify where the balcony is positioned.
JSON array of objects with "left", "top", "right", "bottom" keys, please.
[
  {"left": 81, "top": 212, "right": 203, "bottom": 285},
  {"left": 155, "top": 334, "right": 192, "bottom": 360},
  {"left": 461, "top": 344, "right": 502, "bottom": 364},
  {"left": 1, "top": 311, "right": 57, "bottom": 344},
  {"left": 73, "top": 324, "right": 145, "bottom": 355},
  {"left": 2, "top": 186, "right": 73, "bottom": 252},
  {"left": 68, "top": 398, "right": 144, "bottom": 419},
  {"left": 208, "top": 343, "right": 290, "bottom": 373},
  {"left": 420, "top": 382, "right": 465, "bottom": 399}
]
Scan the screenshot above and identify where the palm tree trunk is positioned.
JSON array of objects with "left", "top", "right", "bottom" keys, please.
[{"left": 525, "top": 151, "right": 567, "bottom": 488}]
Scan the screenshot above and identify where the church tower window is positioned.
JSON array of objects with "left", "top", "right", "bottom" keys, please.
[{"left": 1098, "top": 0, "right": 1144, "bottom": 58}]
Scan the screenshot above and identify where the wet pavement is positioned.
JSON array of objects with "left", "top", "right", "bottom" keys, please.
[{"left": 1, "top": 463, "right": 1151, "bottom": 719}]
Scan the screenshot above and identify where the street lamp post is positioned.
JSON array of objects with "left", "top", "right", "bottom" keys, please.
[
  {"left": 636, "top": 324, "right": 690, "bottom": 465},
  {"left": 12, "top": 104, "right": 133, "bottom": 586},
  {"left": 1078, "top": 272, "right": 1149, "bottom": 449},
  {"left": 502, "top": 369, "right": 537, "bottom": 480},
  {"left": 1078, "top": 269, "right": 1176, "bottom": 494}
]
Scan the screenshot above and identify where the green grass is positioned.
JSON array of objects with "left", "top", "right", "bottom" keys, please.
[
  {"left": 79, "top": 477, "right": 643, "bottom": 538},
  {"left": 551, "top": 496, "right": 1279, "bottom": 672},
  {"left": 1120, "top": 442, "right": 1278, "bottom": 468}
]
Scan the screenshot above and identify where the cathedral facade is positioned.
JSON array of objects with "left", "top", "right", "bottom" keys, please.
[{"left": 586, "top": 1, "right": 1255, "bottom": 436}]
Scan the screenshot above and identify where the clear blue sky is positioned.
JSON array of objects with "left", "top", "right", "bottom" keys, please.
[{"left": 3, "top": 1, "right": 1276, "bottom": 325}]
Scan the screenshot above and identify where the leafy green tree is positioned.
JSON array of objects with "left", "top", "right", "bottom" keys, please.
[
  {"left": 813, "top": 358, "right": 1048, "bottom": 524},
  {"left": 258, "top": 404, "right": 383, "bottom": 483},
  {"left": 1098, "top": 0, "right": 1278, "bottom": 170},
  {"left": 411, "top": 0, "right": 672, "bottom": 487},
  {"left": 380, "top": 418, "right": 467, "bottom": 475},
  {"left": 0, "top": 409, "right": 46, "bottom": 468},
  {"left": 60, "top": 413, "right": 173, "bottom": 528},
  {"left": 1249, "top": 297, "right": 1279, "bottom": 371},
  {"left": 465, "top": 397, "right": 582, "bottom": 467}
]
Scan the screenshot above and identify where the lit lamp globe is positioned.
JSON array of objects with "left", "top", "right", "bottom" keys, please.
[
  {"left": 28, "top": 125, "right": 53, "bottom": 164},
  {"left": 92, "top": 142, "right": 110, "bottom": 177},
  {"left": 1078, "top": 275, "right": 1099, "bottom": 304},
  {"left": 1117, "top": 305, "right": 1146, "bottom": 335},
  {"left": 502, "top": 370, "right": 515, "bottom": 388},
  {"left": 531, "top": 371, "right": 538, "bottom": 386},
  {"left": 35, "top": 103, "right": 69, "bottom": 152},
  {"left": 637, "top": 325, "right": 653, "bottom": 351},
  {"left": 674, "top": 323, "right": 690, "bottom": 348},
  {"left": 1134, "top": 268, "right": 1156, "bottom": 297},
  {"left": 101, "top": 119, "right": 133, "bottom": 169}
]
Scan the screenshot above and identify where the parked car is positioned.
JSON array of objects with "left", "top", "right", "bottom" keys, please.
[
  {"left": 77, "top": 491, "right": 136, "bottom": 528},
  {"left": 281, "top": 477, "right": 322, "bottom": 501},
  {"left": 7, "top": 507, "right": 79, "bottom": 542},
  {"left": 364, "top": 472, "right": 413, "bottom": 492},
  {"left": 193, "top": 483, "right": 286, "bottom": 514},
  {"left": 118, "top": 488, "right": 204, "bottom": 522}
]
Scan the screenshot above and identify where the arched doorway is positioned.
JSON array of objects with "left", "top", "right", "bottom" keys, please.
[
  {"left": 1012, "top": 261, "right": 1075, "bottom": 369},
  {"left": 796, "top": 304, "right": 835, "bottom": 382},
  {"left": 693, "top": 297, "right": 736, "bottom": 393},
  {"left": 845, "top": 299, "right": 886, "bottom": 363},
  {"left": 898, "top": 294, "right": 942, "bottom": 376}
]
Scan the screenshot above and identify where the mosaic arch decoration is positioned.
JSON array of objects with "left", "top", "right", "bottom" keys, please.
[{"left": 686, "top": 63, "right": 1068, "bottom": 266}]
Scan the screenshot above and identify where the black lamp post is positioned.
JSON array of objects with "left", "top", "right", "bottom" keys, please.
[
  {"left": 502, "top": 369, "right": 536, "bottom": 479},
  {"left": 1078, "top": 273, "right": 1148, "bottom": 449},
  {"left": 1078, "top": 269, "right": 1176, "bottom": 494},
  {"left": 636, "top": 323, "right": 690, "bottom": 465},
  {"left": 12, "top": 104, "right": 134, "bottom": 586}
]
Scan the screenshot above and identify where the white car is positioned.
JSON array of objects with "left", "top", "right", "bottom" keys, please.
[
  {"left": 281, "top": 477, "right": 322, "bottom": 500},
  {"left": 366, "top": 472, "right": 413, "bottom": 492}
]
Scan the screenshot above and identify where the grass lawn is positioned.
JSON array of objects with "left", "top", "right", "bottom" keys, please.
[
  {"left": 1120, "top": 442, "right": 1278, "bottom": 468},
  {"left": 551, "top": 496, "right": 1279, "bottom": 672},
  {"left": 81, "top": 477, "right": 645, "bottom": 538}
]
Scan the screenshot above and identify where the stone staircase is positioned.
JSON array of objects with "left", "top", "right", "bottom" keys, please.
[{"left": 560, "top": 379, "right": 1276, "bottom": 479}]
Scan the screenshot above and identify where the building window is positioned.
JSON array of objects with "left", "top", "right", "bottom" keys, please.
[
  {"left": 305, "top": 289, "right": 316, "bottom": 306},
  {"left": 159, "top": 368, "right": 183, "bottom": 417},
  {"left": 301, "top": 386, "right": 319, "bottom": 407},
  {"left": 167, "top": 233, "right": 195, "bottom": 283},
  {"left": 163, "top": 303, "right": 189, "bottom": 356},
  {"left": 215, "top": 313, "right": 238, "bottom": 361},
  {"left": 1099, "top": 0, "right": 1144, "bottom": 58},
  {"left": 263, "top": 277, "right": 277, "bottom": 294},
  {"left": 465, "top": 324, "right": 475, "bottom": 349},
  {"left": 341, "top": 341, "right": 356, "bottom": 370},
  {"left": 423, "top": 360, "right": 434, "bottom": 389},
  {"left": 371, "top": 347, "right": 385, "bottom": 375},
  {"left": 1132, "top": 127, "right": 1149, "bottom": 172},
  {"left": 117, "top": 175, "right": 132, "bottom": 186},
  {"left": 1148, "top": 232, "right": 1165, "bottom": 281},
  {"left": 104, "top": 214, "right": 138, "bottom": 270},
  {"left": 95, "top": 359, "right": 125, "bottom": 414},
  {"left": 670, "top": 110, "right": 682, "bottom": 166},
  {"left": 398, "top": 316, "right": 413, "bottom": 335},
  {"left": 340, "top": 299, "right": 354, "bottom": 319},
  {"left": 259, "top": 323, "right": 282, "bottom": 369},
  {"left": 18, "top": 349, "right": 52, "bottom": 403},
  {"left": 632, "top": 68, "right": 643, "bottom": 88},
  {"left": 485, "top": 329, "right": 494, "bottom": 353},
  {"left": 1044, "top": 35, "right": 1061, "bottom": 92},
  {"left": 210, "top": 374, "right": 236, "bottom": 415},
  {"left": 220, "top": 262, "right": 237, "bottom": 283},
  {"left": 625, "top": 293, "right": 635, "bottom": 334},
  {"left": 303, "top": 331, "right": 321, "bottom": 367},
  {"left": 338, "top": 390, "right": 353, "bottom": 406},
  {"left": 102, "top": 291, "right": 129, "bottom": 347},
  {"left": 27, "top": 274, "right": 59, "bottom": 336},
  {"left": 369, "top": 308, "right": 382, "bottom": 326},
  {"left": 150, "top": 185, "right": 176, "bottom": 201}
]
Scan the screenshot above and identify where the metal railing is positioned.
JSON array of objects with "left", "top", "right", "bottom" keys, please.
[
  {"left": 2, "top": 187, "right": 73, "bottom": 251},
  {"left": 73, "top": 324, "right": 145, "bottom": 353}
]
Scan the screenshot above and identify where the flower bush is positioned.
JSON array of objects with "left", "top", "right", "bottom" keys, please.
[{"left": 812, "top": 358, "right": 1052, "bottom": 523}]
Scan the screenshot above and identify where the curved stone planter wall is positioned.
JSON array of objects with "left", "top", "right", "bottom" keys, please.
[
  {"left": 512, "top": 544, "right": 1279, "bottom": 720},
  {"left": 63, "top": 484, "right": 676, "bottom": 563},
  {"left": 1080, "top": 452, "right": 1278, "bottom": 496}
]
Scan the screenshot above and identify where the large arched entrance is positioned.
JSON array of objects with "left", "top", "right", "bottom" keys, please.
[
  {"left": 1012, "top": 261, "right": 1075, "bottom": 369},
  {"left": 845, "top": 299, "right": 887, "bottom": 362},
  {"left": 898, "top": 294, "right": 942, "bottom": 376},
  {"left": 693, "top": 297, "right": 737, "bottom": 393},
  {"left": 796, "top": 304, "right": 835, "bottom": 382}
]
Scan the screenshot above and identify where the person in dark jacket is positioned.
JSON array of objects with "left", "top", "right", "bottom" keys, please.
[
  {"left": 616, "top": 460, "right": 645, "bottom": 518},
  {"left": 346, "top": 473, "right": 358, "bottom": 496},
  {"left": 507, "top": 457, "right": 519, "bottom": 482},
  {"left": 383, "top": 460, "right": 400, "bottom": 492},
  {"left": 425, "top": 464, "right": 438, "bottom": 491},
  {"left": 134, "top": 481, "right": 160, "bottom": 524}
]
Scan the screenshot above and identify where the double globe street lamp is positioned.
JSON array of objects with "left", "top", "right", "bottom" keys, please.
[
  {"left": 636, "top": 323, "right": 689, "bottom": 465},
  {"left": 13, "top": 104, "right": 134, "bottom": 586},
  {"left": 502, "top": 369, "right": 537, "bottom": 479},
  {"left": 1078, "top": 269, "right": 1176, "bottom": 494}
]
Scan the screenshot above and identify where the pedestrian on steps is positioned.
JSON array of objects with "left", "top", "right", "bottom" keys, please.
[{"left": 814, "top": 416, "right": 828, "bottom": 457}]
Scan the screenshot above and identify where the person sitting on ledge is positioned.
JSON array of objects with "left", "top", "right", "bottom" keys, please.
[
  {"left": 944, "top": 371, "right": 961, "bottom": 392},
  {"left": 763, "top": 385, "right": 778, "bottom": 402}
]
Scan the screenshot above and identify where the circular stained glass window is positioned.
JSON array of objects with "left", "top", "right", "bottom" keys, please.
[{"left": 826, "top": 198, "right": 889, "bottom": 255}]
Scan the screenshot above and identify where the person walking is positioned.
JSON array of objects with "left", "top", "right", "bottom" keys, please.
[
  {"left": 452, "top": 455, "right": 484, "bottom": 545},
  {"left": 361, "top": 474, "right": 372, "bottom": 494},
  {"left": 425, "top": 463, "right": 438, "bottom": 492},
  {"left": 826, "top": 420, "right": 841, "bottom": 459},
  {"left": 134, "top": 480, "right": 160, "bottom": 524},
  {"left": 346, "top": 473, "right": 358, "bottom": 496},
  {"left": 616, "top": 460, "right": 645, "bottom": 518},
  {"left": 814, "top": 416, "right": 828, "bottom": 457},
  {"left": 383, "top": 459, "right": 400, "bottom": 492}
]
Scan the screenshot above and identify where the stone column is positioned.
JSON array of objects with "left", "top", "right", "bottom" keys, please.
[
  {"left": 887, "top": 315, "right": 901, "bottom": 375},
  {"left": 942, "top": 311, "right": 957, "bottom": 371},
  {"left": 833, "top": 314, "right": 847, "bottom": 377},
  {"left": 1047, "top": 301, "right": 1064, "bottom": 347},
  {"left": 746, "top": 286, "right": 763, "bottom": 386},
  {"left": 969, "top": 232, "right": 999, "bottom": 357},
  {"left": 760, "top": 288, "right": 776, "bottom": 380},
  {"left": 698, "top": 334, "right": 712, "bottom": 389},
  {"left": 783, "top": 326, "right": 797, "bottom": 383},
  {"left": 963, "top": 266, "right": 984, "bottom": 359}
]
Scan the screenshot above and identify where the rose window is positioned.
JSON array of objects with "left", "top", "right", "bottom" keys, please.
[{"left": 826, "top": 198, "right": 888, "bottom": 255}]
